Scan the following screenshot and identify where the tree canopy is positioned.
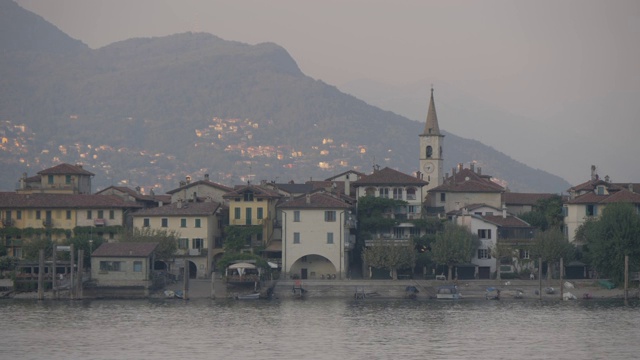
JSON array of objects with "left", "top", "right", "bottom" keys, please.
[
  {"left": 519, "top": 195, "right": 564, "bottom": 231},
  {"left": 361, "top": 238, "right": 415, "bottom": 279},
  {"left": 530, "top": 228, "right": 574, "bottom": 279},
  {"left": 431, "top": 223, "right": 479, "bottom": 280},
  {"left": 581, "top": 202, "right": 640, "bottom": 284},
  {"left": 120, "top": 228, "right": 178, "bottom": 260}
]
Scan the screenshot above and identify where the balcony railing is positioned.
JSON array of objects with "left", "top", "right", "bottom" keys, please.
[
  {"left": 42, "top": 219, "right": 53, "bottom": 227},
  {"left": 229, "top": 218, "right": 267, "bottom": 226},
  {"left": 2, "top": 219, "right": 13, "bottom": 227},
  {"left": 94, "top": 218, "right": 106, "bottom": 226}
]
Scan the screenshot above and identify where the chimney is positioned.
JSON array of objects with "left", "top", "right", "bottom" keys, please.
[
  {"left": 502, "top": 204, "right": 507, "bottom": 218},
  {"left": 177, "top": 199, "right": 183, "bottom": 208},
  {"left": 629, "top": 184, "right": 634, "bottom": 192},
  {"left": 186, "top": 176, "right": 191, "bottom": 184},
  {"left": 204, "top": 173, "right": 209, "bottom": 181},
  {"left": 458, "top": 163, "right": 463, "bottom": 171},
  {"left": 179, "top": 181, "right": 186, "bottom": 187},
  {"left": 306, "top": 194, "right": 311, "bottom": 204},
  {"left": 76, "top": 164, "right": 83, "bottom": 169},
  {"left": 135, "top": 186, "right": 141, "bottom": 194},
  {"left": 477, "top": 167, "right": 482, "bottom": 176},
  {"left": 345, "top": 174, "right": 350, "bottom": 196}
]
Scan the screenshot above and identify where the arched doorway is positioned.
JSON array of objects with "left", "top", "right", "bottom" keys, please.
[
  {"left": 289, "top": 254, "right": 336, "bottom": 280},
  {"left": 153, "top": 260, "right": 168, "bottom": 271},
  {"left": 188, "top": 260, "right": 197, "bottom": 279}
]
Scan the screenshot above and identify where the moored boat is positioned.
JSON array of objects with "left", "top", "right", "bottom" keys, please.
[{"left": 436, "top": 284, "right": 461, "bottom": 299}]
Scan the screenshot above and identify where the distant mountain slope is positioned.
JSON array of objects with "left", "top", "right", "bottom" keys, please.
[{"left": 0, "top": 1, "right": 570, "bottom": 193}]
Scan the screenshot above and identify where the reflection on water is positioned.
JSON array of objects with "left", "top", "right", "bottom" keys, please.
[{"left": 1, "top": 298, "right": 639, "bottom": 360}]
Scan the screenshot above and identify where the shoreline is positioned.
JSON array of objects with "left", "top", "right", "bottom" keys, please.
[{"left": 4, "top": 278, "right": 638, "bottom": 301}]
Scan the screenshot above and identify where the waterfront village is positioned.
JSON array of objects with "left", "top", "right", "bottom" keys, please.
[{"left": 0, "top": 91, "right": 638, "bottom": 301}]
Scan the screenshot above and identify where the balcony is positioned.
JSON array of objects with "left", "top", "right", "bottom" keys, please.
[
  {"left": 42, "top": 219, "right": 53, "bottom": 227},
  {"left": 94, "top": 218, "right": 106, "bottom": 226},
  {"left": 2, "top": 219, "right": 13, "bottom": 227},
  {"left": 229, "top": 218, "right": 267, "bottom": 226}
]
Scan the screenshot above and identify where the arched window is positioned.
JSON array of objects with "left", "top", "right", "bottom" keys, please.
[{"left": 426, "top": 146, "right": 433, "bottom": 158}]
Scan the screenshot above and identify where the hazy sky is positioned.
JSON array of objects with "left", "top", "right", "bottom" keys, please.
[{"left": 16, "top": 0, "right": 640, "bottom": 185}]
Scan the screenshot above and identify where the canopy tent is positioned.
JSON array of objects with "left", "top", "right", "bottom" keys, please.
[{"left": 226, "top": 262, "right": 257, "bottom": 277}]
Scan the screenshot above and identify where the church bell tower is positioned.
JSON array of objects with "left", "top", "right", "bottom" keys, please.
[{"left": 419, "top": 87, "right": 444, "bottom": 191}]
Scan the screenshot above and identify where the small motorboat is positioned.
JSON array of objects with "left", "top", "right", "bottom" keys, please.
[
  {"left": 163, "top": 290, "right": 175, "bottom": 298},
  {"left": 235, "top": 292, "right": 261, "bottom": 300},
  {"left": 545, "top": 287, "right": 555, "bottom": 294}
]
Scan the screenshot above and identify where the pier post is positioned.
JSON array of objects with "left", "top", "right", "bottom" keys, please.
[
  {"left": 624, "top": 255, "right": 629, "bottom": 301},
  {"left": 52, "top": 245, "right": 57, "bottom": 299},
  {"left": 183, "top": 258, "right": 189, "bottom": 300},
  {"left": 37, "top": 249, "right": 44, "bottom": 300},
  {"left": 560, "top": 258, "right": 564, "bottom": 300},
  {"left": 538, "top": 257, "right": 542, "bottom": 300},
  {"left": 77, "top": 249, "right": 84, "bottom": 300},
  {"left": 69, "top": 244, "right": 75, "bottom": 300}
]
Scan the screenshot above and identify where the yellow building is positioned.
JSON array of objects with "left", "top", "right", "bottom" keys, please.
[{"left": 16, "top": 163, "right": 94, "bottom": 195}]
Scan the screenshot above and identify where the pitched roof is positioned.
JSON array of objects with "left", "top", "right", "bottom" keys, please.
[
  {"left": 352, "top": 167, "right": 428, "bottom": 186},
  {"left": 132, "top": 200, "right": 222, "bottom": 216},
  {"left": 0, "top": 193, "right": 142, "bottom": 209},
  {"left": 567, "top": 188, "right": 640, "bottom": 205},
  {"left": 165, "top": 179, "right": 233, "bottom": 194},
  {"left": 278, "top": 191, "right": 352, "bottom": 210},
  {"left": 482, "top": 215, "right": 532, "bottom": 228},
  {"left": 502, "top": 192, "right": 557, "bottom": 206},
  {"left": 430, "top": 168, "right": 504, "bottom": 193},
  {"left": 422, "top": 88, "right": 441, "bottom": 136},
  {"left": 37, "top": 163, "right": 94, "bottom": 176},
  {"left": 324, "top": 170, "right": 365, "bottom": 181},
  {"left": 92, "top": 242, "right": 158, "bottom": 257},
  {"left": 223, "top": 184, "right": 282, "bottom": 199}
]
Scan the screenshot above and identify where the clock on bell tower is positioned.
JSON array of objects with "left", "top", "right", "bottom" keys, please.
[{"left": 419, "top": 87, "right": 444, "bottom": 191}]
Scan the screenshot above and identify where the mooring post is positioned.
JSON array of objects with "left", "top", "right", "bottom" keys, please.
[
  {"left": 37, "top": 249, "right": 44, "bottom": 300},
  {"left": 183, "top": 258, "right": 189, "bottom": 300},
  {"left": 538, "top": 257, "right": 542, "bottom": 301},
  {"left": 624, "top": 255, "right": 629, "bottom": 301},
  {"left": 52, "top": 244, "right": 57, "bottom": 299},
  {"left": 69, "top": 243, "right": 75, "bottom": 300},
  {"left": 560, "top": 258, "right": 564, "bottom": 300},
  {"left": 77, "top": 249, "right": 84, "bottom": 300}
]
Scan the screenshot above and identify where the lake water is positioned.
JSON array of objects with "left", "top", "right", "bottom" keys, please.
[{"left": 1, "top": 298, "right": 639, "bottom": 360}]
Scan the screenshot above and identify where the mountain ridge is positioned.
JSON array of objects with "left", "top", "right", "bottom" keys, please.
[{"left": 0, "top": 0, "right": 571, "bottom": 194}]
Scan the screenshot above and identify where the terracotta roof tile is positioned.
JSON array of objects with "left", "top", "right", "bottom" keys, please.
[
  {"left": 165, "top": 179, "right": 233, "bottom": 194},
  {"left": 92, "top": 242, "right": 158, "bottom": 257},
  {"left": 223, "top": 184, "right": 282, "bottom": 199},
  {"left": 502, "top": 192, "right": 557, "bottom": 205},
  {"left": 37, "top": 163, "right": 94, "bottom": 176},
  {"left": 0, "top": 193, "right": 142, "bottom": 209},
  {"left": 482, "top": 215, "right": 531, "bottom": 228},
  {"left": 132, "top": 201, "right": 222, "bottom": 216},
  {"left": 278, "top": 192, "right": 352, "bottom": 209},
  {"left": 430, "top": 168, "right": 504, "bottom": 193},
  {"left": 352, "top": 167, "right": 428, "bottom": 186}
]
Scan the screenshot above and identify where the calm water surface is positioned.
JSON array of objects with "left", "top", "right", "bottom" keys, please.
[{"left": 1, "top": 298, "right": 639, "bottom": 360}]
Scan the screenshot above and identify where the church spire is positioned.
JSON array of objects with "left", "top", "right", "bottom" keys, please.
[{"left": 422, "top": 87, "right": 440, "bottom": 135}]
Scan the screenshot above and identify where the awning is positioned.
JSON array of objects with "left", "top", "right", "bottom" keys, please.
[
  {"left": 264, "top": 240, "right": 282, "bottom": 252},
  {"left": 268, "top": 261, "right": 279, "bottom": 269},
  {"left": 227, "top": 262, "right": 256, "bottom": 270}
]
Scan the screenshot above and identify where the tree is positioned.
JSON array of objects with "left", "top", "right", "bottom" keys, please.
[
  {"left": 21, "top": 236, "right": 53, "bottom": 261},
  {"left": 361, "top": 238, "right": 415, "bottom": 279},
  {"left": 431, "top": 223, "right": 479, "bottom": 280},
  {"left": 120, "top": 228, "right": 178, "bottom": 260},
  {"left": 490, "top": 242, "right": 514, "bottom": 280},
  {"left": 581, "top": 202, "right": 640, "bottom": 284},
  {"left": 223, "top": 226, "right": 262, "bottom": 253},
  {"left": 530, "top": 228, "right": 574, "bottom": 280},
  {"left": 519, "top": 195, "right": 564, "bottom": 231}
]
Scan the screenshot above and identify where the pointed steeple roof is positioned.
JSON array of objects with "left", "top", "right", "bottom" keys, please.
[{"left": 422, "top": 87, "right": 441, "bottom": 135}]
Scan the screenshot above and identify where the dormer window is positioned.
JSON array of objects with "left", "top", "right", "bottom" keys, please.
[
  {"left": 244, "top": 192, "right": 254, "bottom": 201},
  {"left": 596, "top": 186, "right": 605, "bottom": 195}
]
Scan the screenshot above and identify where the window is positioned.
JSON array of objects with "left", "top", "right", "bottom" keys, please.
[
  {"left": 16, "top": 210, "right": 22, "bottom": 220},
  {"left": 195, "top": 218, "right": 201, "bottom": 228},
  {"left": 97, "top": 210, "right": 104, "bottom": 219},
  {"left": 180, "top": 218, "right": 187, "bottom": 228},
  {"left": 99, "top": 261, "right": 121, "bottom": 271},
  {"left": 379, "top": 188, "right": 389, "bottom": 198},
  {"left": 324, "top": 211, "right": 336, "bottom": 222},
  {"left": 440, "top": 193, "right": 446, "bottom": 202},
  {"left": 48, "top": 175, "right": 54, "bottom": 184},
  {"left": 426, "top": 145, "right": 433, "bottom": 158},
  {"left": 293, "top": 210, "right": 300, "bottom": 222},
  {"left": 519, "top": 249, "right": 530, "bottom": 259},
  {"left": 393, "top": 188, "right": 403, "bottom": 200},
  {"left": 109, "top": 232, "right": 114, "bottom": 240},
  {"left": 596, "top": 186, "right": 605, "bottom": 195},
  {"left": 257, "top": 207, "right": 263, "bottom": 220},
  {"left": 36, "top": 210, "right": 41, "bottom": 220},
  {"left": 192, "top": 238, "right": 204, "bottom": 249},
  {"left": 87, "top": 210, "right": 92, "bottom": 220},
  {"left": 65, "top": 175, "right": 72, "bottom": 184},
  {"left": 406, "top": 188, "right": 416, "bottom": 200},
  {"left": 143, "top": 218, "right": 150, "bottom": 227},
  {"left": 109, "top": 210, "right": 115, "bottom": 220},
  {"left": 234, "top": 208, "right": 241, "bottom": 219},
  {"left": 327, "top": 232, "right": 334, "bottom": 244},
  {"left": 293, "top": 232, "right": 300, "bottom": 244},
  {"left": 586, "top": 205, "right": 597, "bottom": 217},
  {"left": 478, "top": 229, "right": 492, "bottom": 240},
  {"left": 478, "top": 249, "right": 490, "bottom": 259},
  {"left": 178, "top": 238, "right": 189, "bottom": 249},
  {"left": 408, "top": 205, "right": 417, "bottom": 214},
  {"left": 161, "top": 218, "right": 168, "bottom": 227},
  {"left": 410, "top": 227, "right": 421, "bottom": 236},
  {"left": 133, "top": 261, "right": 143, "bottom": 272},
  {"left": 243, "top": 192, "right": 254, "bottom": 201},
  {"left": 5, "top": 211, "right": 10, "bottom": 221},
  {"left": 66, "top": 210, "right": 71, "bottom": 220},
  {"left": 365, "top": 187, "right": 376, "bottom": 196}
]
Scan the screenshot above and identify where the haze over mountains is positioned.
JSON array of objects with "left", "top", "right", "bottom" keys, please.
[{"left": 0, "top": 0, "right": 570, "bottom": 194}]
